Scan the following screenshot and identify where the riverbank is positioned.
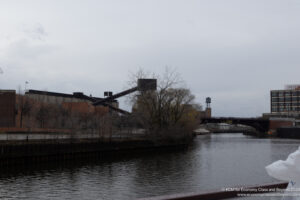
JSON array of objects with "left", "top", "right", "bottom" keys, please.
[{"left": 0, "top": 131, "right": 193, "bottom": 166}]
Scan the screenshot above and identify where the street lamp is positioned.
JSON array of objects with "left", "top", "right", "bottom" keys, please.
[{"left": 25, "top": 81, "right": 29, "bottom": 93}]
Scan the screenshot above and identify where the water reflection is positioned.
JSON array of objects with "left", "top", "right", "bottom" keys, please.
[{"left": 0, "top": 134, "right": 299, "bottom": 199}]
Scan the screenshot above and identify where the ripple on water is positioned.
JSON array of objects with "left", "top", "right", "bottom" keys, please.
[{"left": 0, "top": 133, "right": 299, "bottom": 200}]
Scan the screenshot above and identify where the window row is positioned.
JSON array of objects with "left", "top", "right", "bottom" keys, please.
[
  {"left": 272, "top": 102, "right": 300, "bottom": 106},
  {"left": 271, "top": 91, "right": 300, "bottom": 97},
  {"left": 271, "top": 97, "right": 300, "bottom": 102},
  {"left": 272, "top": 107, "right": 300, "bottom": 112},
  {"left": 272, "top": 105, "right": 300, "bottom": 108}
]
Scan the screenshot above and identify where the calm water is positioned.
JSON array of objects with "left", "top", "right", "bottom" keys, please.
[{"left": 0, "top": 133, "right": 299, "bottom": 200}]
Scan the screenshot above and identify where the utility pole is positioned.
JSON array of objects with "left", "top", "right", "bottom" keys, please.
[{"left": 25, "top": 81, "right": 29, "bottom": 93}]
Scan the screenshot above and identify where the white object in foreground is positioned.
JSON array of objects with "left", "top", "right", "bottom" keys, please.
[{"left": 266, "top": 146, "right": 300, "bottom": 200}]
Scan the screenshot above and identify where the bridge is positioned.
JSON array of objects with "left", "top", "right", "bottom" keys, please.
[{"left": 200, "top": 117, "right": 270, "bottom": 133}]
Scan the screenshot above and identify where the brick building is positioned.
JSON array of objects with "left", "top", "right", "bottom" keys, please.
[
  {"left": 25, "top": 90, "right": 118, "bottom": 108},
  {"left": 0, "top": 89, "right": 118, "bottom": 128},
  {"left": 0, "top": 90, "right": 16, "bottom": 127}
]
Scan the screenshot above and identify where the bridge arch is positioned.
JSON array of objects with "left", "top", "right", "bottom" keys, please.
[{"left": 200, "top": 117, "right": 270, "bottom": 133}]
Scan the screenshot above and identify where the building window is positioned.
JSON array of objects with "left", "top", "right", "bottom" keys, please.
[
  {"left": 279, "top": 97, "right": 285, "bottom": 102},
  {"left": 279, "top": 92, "right": 284, "bottom": 97},
  {"left": 285, "top": 97, "right": 291, "bottom": 102},
  {"left": 271, "top": 92, "right": 278, "bottom": 97},
  {"left": 285, "top": 92, "right": 291, "bottom": 97},
  {"left": 272, "top": 98, "right": 279, "bottom": 102},
  {"left": 271, "top": 105, "right": 278, "bottom": 112}
]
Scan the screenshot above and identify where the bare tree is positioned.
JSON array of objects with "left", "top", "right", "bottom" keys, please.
[
  {"left": 57, "top": 105, "right": 71, "bottom": 129},
  {"left": 130, "top": 68, "right": 200, "bottom": 140},
  {"left": 35, "top": 103, "right": 50, "bottom": 128},
  {"left": 17, "top": 87, "right": 32, "bottom": 128},
  {"left": 19, "top": 96, "right": 32, "bottom": 128}
]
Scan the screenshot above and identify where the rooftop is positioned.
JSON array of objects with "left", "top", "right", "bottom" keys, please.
[{"left": 26, "top": 89, "right": 117, "bottom": 103}]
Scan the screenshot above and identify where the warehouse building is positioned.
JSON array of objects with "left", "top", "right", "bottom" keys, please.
[
  {"left": 0, "top": 90, "right": 16, "bottom": 127},
  {"left": 0, "top": 89, "right": 118, "bottom": 128},
  {"left": 25, "top": 90, "right": 118, "bottom": 108}
]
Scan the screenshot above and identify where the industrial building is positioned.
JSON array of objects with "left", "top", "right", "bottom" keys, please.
[
  {"left": 0, "top": 79, "right": 158, "bottom": 129},
  {"left": 270, "top": 85, "right": 300, "bottom": 116},
  {"left": 25, "top": 90, "right": 118, "bottom": 108},
  {"left": 0, "top": 89, "right": 119, "bottom": 128},
  {"left": 0, "top": 90, "right": 16, "bottom": 127}
]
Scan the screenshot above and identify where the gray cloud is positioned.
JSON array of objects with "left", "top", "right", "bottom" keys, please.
[
  {"left": 1, "top": 0, "right": 300, "bottom": 117},
  {"left": 21, "top": 23, "right": 47, "bottom": 41},
  {"left": 5, "top": 39, "right": 54, "bottom": 61}
]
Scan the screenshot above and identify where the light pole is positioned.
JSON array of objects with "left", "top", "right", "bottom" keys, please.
[{"left": 25, "top": 81, "right": 29, "bottom": 93}]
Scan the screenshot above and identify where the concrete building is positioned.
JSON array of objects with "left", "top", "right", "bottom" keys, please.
[{"left": 270, "top": 85, "right": 300, "bottom": 117}]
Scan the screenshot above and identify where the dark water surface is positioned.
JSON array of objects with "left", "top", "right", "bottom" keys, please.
[{"left": 0, "top": 134, "right": 299, "bottom": 200}]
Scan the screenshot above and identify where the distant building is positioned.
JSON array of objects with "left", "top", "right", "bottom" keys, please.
[
  {"left": 0, "top": 90, "right": 16, "bottom": 127},
  {"left": 0, "top": 89, "right": 119, "bottom": 128},
  {"left": 270, "top": 85, "right": 300, "bottom": 117},
  {"left": 25, "top": 90, "right": 118, "bottom": 108}
]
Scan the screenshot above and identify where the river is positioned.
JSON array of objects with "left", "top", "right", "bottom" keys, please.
[{"left": 0, "top": 133, "right": 299, "bottom": 199}]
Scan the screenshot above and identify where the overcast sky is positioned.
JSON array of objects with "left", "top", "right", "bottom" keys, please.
[{"left": 1, "top": 0, "right": 300, "bottom": 117}]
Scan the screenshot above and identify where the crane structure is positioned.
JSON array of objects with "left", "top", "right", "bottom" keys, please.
[{"left": 93, "top": 79, "right": 157, "bottom": 115}]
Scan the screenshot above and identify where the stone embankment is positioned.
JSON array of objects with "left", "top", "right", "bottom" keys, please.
[{"left": 0, "top": 129, "right": 191, "bottom": 166}]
